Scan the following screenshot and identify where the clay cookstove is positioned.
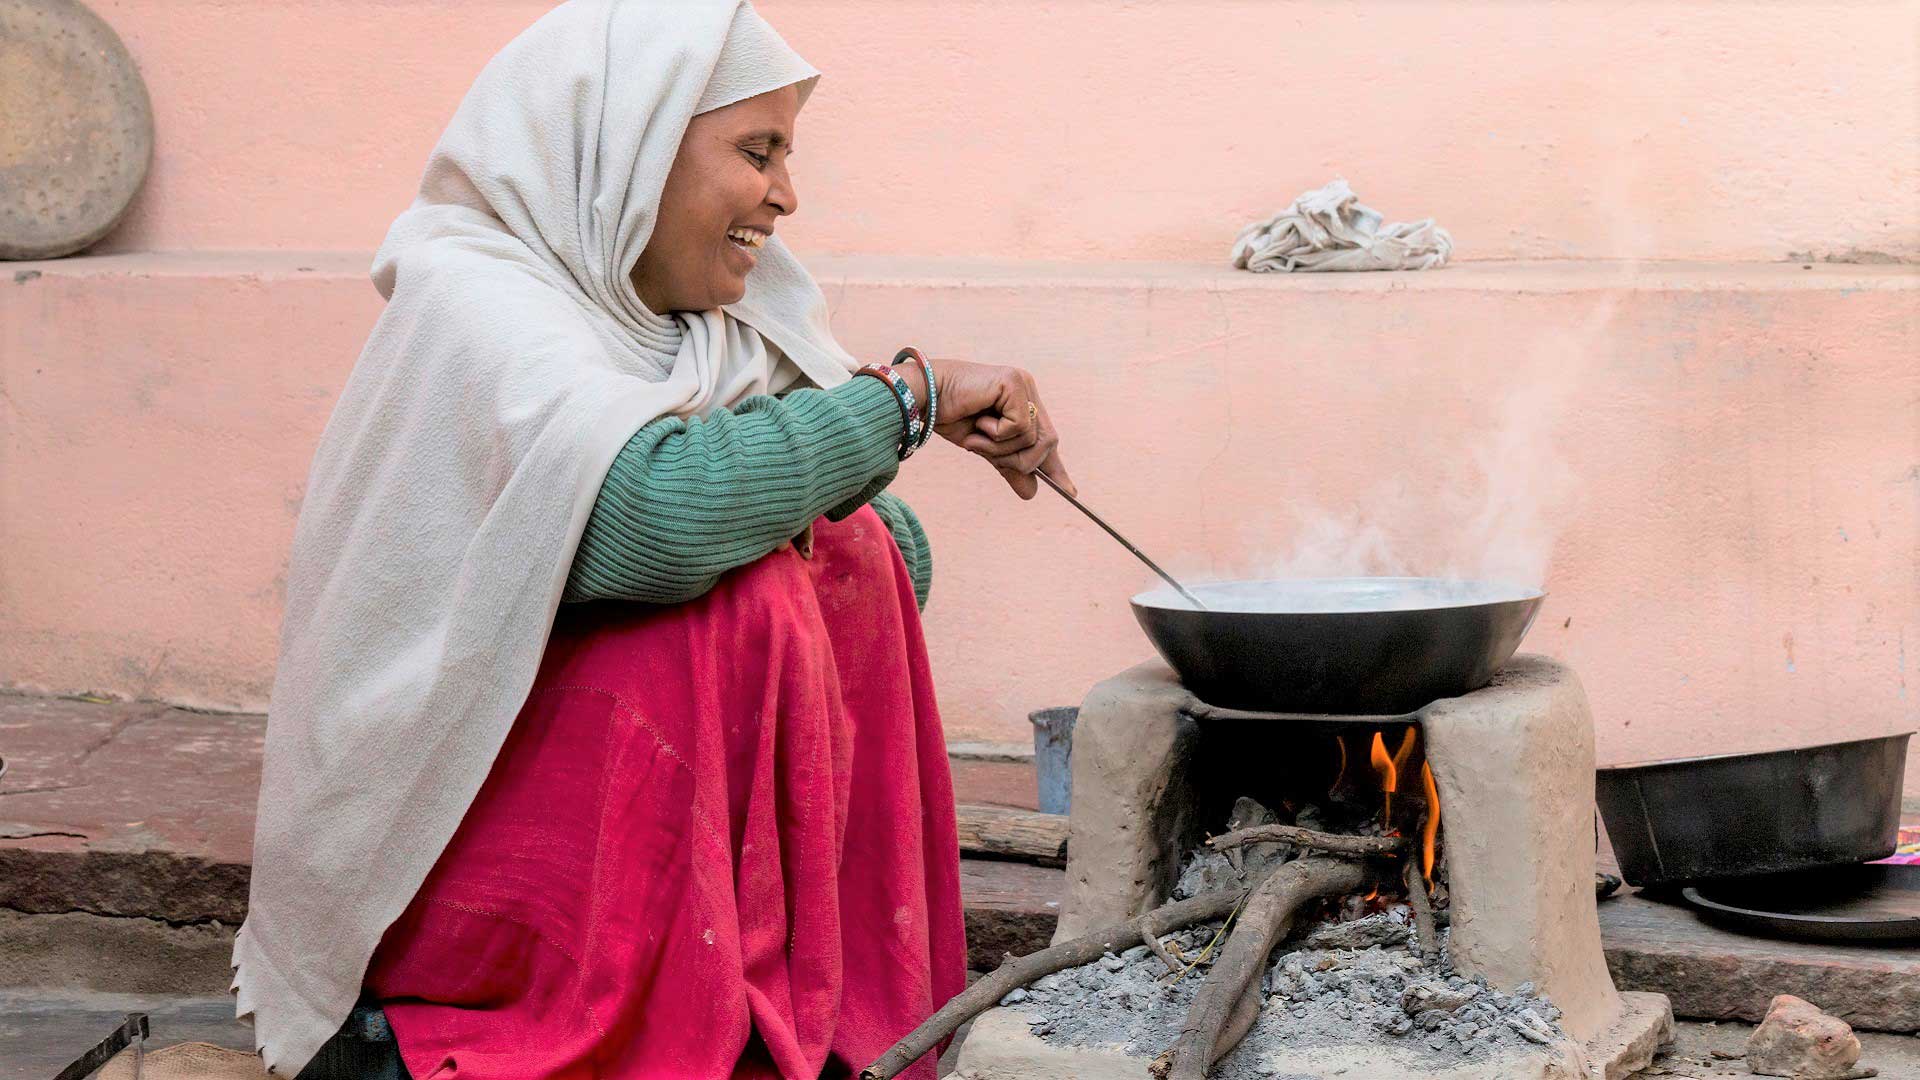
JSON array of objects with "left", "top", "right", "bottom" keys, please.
[{"left": 954, "top": 655, "right": 1674, "bottom": 1080}]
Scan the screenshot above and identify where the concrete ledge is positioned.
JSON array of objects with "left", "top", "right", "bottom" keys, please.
[
  {"left": 11, "top": 249, "right": 1917, "bottom": 290},
  {"left": 815, "top": 254, "right": 1919, "bottom": 293},
  {"left": 947, "top": 741, "right": 1034, "bottom": 764}
]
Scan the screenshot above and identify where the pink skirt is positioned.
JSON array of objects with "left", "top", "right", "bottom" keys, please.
[{"left": 365, "top": 507, "right": 967, "bottom": 1079}]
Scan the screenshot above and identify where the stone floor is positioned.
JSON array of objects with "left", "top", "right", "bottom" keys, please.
[
  {"left": 0, "top": 988, "right": 980, "bottom": 1079},
  {"left": 1640, "top": 1018, "right": 1920, "bottom": 1080},
  {"left": 10, "top": 989, "right": 1915, "bottom": 1080},
  {"left": 0, "top": 989, "right": 253, "bottom": 1080}
]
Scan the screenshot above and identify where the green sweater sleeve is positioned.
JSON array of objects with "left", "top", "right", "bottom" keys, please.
[{"left": 563, "top": 377, "right": 928, "bottom": 606}]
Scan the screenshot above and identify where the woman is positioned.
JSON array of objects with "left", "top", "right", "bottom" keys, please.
[{"left": 233, "top": 3, "right": 1071, "bottom": 1078}]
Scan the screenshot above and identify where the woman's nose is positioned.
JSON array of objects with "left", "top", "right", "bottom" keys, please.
[{"left": 767, "top": 161, "right": 799, "bottom": 217}]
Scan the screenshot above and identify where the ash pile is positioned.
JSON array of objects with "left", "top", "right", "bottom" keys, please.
[{"left": 1000, "top": 797, "right": 1569, "bottom": 1077}]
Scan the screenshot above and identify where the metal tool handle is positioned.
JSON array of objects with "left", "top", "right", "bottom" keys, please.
[
  {"left": 1034, "top": 469, "right": 1208, "bottom": 611},
  {"left": 53, "top": 1013, "right": 147, "bottom": 1080}
]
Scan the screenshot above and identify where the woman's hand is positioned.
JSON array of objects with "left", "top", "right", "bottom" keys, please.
[
  {"left": 774, "top": 521, "right": 814, "bottom": 559},
  {"left": 895, "top": 357, "right": 1074, "bottom": 500}
]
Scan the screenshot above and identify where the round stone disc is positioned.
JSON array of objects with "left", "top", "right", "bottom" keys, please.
[{"left": 0, "top": 0, "right": 154, "bottom": 260}]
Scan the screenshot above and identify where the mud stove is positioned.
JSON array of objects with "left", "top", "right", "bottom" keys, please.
[{"left": 954, "top": 655, "right": 1673, "bottom": 1079}]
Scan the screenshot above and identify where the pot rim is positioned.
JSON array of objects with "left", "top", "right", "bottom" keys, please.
[
  {"left": 1598, "top": 730, "right": 1916, "bottom": 774},
  {"left": 1131, "top": 575, "right": 1545, "bottom": 615}
]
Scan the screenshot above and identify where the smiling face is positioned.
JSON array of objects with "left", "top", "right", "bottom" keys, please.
[{"left": 630, "top": 84, "right": 802, "bottom": 314}]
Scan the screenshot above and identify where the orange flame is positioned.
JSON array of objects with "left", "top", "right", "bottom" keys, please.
[
  {"left": 1369, "top": 732, "right": 1398, "bottom": 823},
  {"left": 1420, "top": 761, "right": 1441, "bottom": 884},
  {"left": 1390, "top": 728, "right": 1417, "bottom": 776}
]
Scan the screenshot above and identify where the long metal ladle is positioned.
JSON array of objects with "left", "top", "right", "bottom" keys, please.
[{"left": 1034, "top": 469, "right": 1208, "bottom": 611}]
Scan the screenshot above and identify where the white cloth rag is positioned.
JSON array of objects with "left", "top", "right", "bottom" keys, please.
[
  {"left": 230, "top": 2, "right": 858, "bottom": 1073},
  {"left": 1231, "top": 179, "right": 1453, "bottom": 272}
]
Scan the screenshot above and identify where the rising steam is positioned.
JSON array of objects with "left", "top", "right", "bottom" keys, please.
[{"left": 1231, "top": 299, "right": 1616, "bottom": 593}]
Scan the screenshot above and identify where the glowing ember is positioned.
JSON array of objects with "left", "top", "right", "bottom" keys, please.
[{"left": 1420, "top": 761, "right": 1441, "bottom": 883}]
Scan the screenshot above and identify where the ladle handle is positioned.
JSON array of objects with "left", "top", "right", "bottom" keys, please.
[{"left": 1034, "top": 469, "right": 1208, "bottom": 611}]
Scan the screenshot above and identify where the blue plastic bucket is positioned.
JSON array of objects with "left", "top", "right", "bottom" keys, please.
[{"left": 1029, "top": 706, "right": 1079, "bottom": 815}]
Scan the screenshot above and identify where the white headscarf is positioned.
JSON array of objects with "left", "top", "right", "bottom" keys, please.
[{"left": 231, "top": 2, "right": 857, "bottom": 1071}]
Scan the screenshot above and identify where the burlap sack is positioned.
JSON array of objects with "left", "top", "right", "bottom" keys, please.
[{"left": 96, "top": 1041, "right": 269, "bottom": 1080}]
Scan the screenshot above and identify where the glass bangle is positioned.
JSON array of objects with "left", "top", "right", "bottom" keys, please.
[
  {"left": 854, "top": 364, "right": 922, "bottom": 460},
  {"left": 893, "top": 347, "right": 936, "bottom": 451}
]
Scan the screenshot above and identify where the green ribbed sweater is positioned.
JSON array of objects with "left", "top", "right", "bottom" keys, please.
[{"left": 563, "top": 377, "right": 931, "bottom": 609}]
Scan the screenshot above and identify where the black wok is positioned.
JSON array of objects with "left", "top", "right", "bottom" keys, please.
[{"left": 1131, "top": 577, "right": 1545, "bottom": 714}]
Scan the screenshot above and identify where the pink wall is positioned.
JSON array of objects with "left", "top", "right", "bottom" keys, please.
[
  {"left": 1, "top": 255, "right": 378, "bottom": 707},
  {"left": 4, "top": 256, "right": 1915, "bottom": 794},
  {"left": 3, "top": 2, "right": 1916, "bottom": 795},
  {"left": 87, "top": 0, "right": 1919, "bottom": 263}
]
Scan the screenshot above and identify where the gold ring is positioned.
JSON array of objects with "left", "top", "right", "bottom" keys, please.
[{"left": 1028, "top": 402, "right": 1038, "bottom": 424}]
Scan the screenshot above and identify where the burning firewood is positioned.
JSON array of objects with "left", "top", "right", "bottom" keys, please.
[
  {"left": 1402, "top": 857, "right": 1440, "bottom": 962},
  {"left": 857, "top": 886, "right": 1249, "bottom": 1080},
  {"left": 1207, "top": 823, "right": 1409, "bottom": 858},
  {"left": 1148, "top": 855, "right": 1375, "bottom": 1080},
  {"left": 867, "top": 784, "right": 1437, "bottom": 1080}
]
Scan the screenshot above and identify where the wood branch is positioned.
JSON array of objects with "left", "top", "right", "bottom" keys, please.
[
  {"left": 1138, "top": 895, "right": 1225, "bottom": 970},
  {"left": 858, "top": 887, "right": 1245, "bottom": 1080},
  {"left": 1207, "top": 824, "right": 1408, "bottom": 857},
  {"left": 1150, "top": 856, "right": 1373, "bottom": 1080},
  {"left": 1214, "top": 981, "right": 1263, "bottom": 1059},
  {"left": 1145, "top": 927, "right": 1187, "bottom": 974},
  {"left": 955, "top": 803, "right": 1069, "bottom": 867},
  {"left": 1223, "top": 843, "right": 1245, "bottom": 875},
  {"left": 1403, "top": 857, "right": 1439, "bottom": 962}
]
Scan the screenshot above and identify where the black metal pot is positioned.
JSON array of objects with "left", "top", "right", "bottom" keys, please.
[
  {"left": 1131, "top": 577, "right": 1544, "bottom": 714},
  {"left": 1595, "top": 732, "right": 1913, "bottom": 888}
]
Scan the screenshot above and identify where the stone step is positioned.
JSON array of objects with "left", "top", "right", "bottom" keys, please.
[
  {"left": 79, "top": 2, "right": 1918, "bottom": 262},
  {"left": 4, "top": 252, "right": 1916, "bottom": 784},
  {"left": 0, "top": 690, "right": 1047, "bottom": 988},
  {"left": 5, "top": 692, "right": 1918, "bottom": 1032},
  {"left": 1598, "top": 888, "right": 1920, "bottom": 1034},
  {"left": 0, "top": 693, "right": 1040, "bottom": 925},
  {"left": 0, "top": 695, "right": 253, "bottom": 926}
]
